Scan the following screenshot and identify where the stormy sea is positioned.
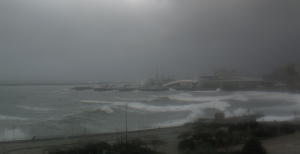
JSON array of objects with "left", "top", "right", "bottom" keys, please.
[{"left": 0, "top": 84, "right": 299, "bottom": 141}]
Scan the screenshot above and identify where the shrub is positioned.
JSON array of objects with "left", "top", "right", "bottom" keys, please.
[
  {"left": 178, "top": 139, "right": 195, "bottom": 150},
  {"left": 280, "top": 122, "right": 295, "bottom": 134},
  {"left": 242, "top": 138, "right": 267, "bottom": 154}
]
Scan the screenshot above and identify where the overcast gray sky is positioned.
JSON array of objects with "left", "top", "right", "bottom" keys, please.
[{"left": 1, "top": 0, "right": 300, "bottom": 83}]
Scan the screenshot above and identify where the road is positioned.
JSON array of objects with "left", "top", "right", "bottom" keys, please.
[{"left": 0, "top": 125, "right": 190, "bottom": 154}]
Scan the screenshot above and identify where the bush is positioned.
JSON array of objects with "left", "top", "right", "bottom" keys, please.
[
  {"left": 242, "top": 138, "right": 267, "bottom": 154},
  {"left": 178, "top": 139, "right": 195, "bottom": 150},
  {"left": 280, "top": 122, "right": 295, "bottom": 134},
  {"left": 230, "top": 150, "right": 243, "bottom": 154}
]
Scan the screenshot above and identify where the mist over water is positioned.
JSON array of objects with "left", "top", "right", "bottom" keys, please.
[{"left": 0, "top": 85, "right": 299, "bottom": 140}]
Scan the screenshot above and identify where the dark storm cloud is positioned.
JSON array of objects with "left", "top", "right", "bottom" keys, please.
[{"left": 0, "top": 0, "right": 300, "bottom": 82}]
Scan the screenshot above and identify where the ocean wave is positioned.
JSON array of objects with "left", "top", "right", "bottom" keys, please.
[
  {"left": 18, "top": 106, "right": 53, "bottom": 112},
  {"left": 169, "top": 93, "right": 248, "bottom": 102},
  {"left": 154, "top": 118, "right": 188, "bottom": 127},
  {"left": 224, "top": 108, "right": 248, "bottom": 117},
  {"left": 174, "top": 93, "right": 194, "bottom": 97},
  {"left": 80, "top": 100, "right": 113, "bottom": 104},
  {"left": 148, "top": 97, "right": 174, "bottom": 102},
  {"left": 114, "top": 97, "right": 151, "bottom": 101},
  {"left": 193, "top": 90, "right": 218, "bottom": 93},
  {"left": 237, "top": 91, "right": 300, "bottom": 103},
  {"left": 154, "top": 108, "right": 206, "bottom": 127},
  {"left": 0, "top": 115, "right": 29, "bottom": 121},
  {"left": 95, "top": 106, "right": 114, "bottom": 114},
  {"left": 113, "top": 100, "right": 230, "bottom": 113},
  {"left": 79, "top": 99, "right": 230, "bottom": 113}
]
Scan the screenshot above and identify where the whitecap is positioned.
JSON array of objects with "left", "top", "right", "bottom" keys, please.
[
  {"left": 18, "top": 106, "right": 52, "bottom": 112},
  {"left": 0, "top": 115, "right": 29, "bottom": 121},
  {"left": 169, "top": 93, "right": 248, "bottom": 102},
  {"left": 96, "top": 106, "right": 114, "bottom": 114}
]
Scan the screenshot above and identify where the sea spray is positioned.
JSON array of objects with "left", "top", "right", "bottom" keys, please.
[
  {"left": 0, "top": 127, "right": 28, "bottom": 141},
  {"left": 97, "top": 106, "right": 114, "bottom": 114}
]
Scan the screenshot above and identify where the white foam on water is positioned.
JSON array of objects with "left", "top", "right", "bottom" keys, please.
[
  {"left": 238, "top": 91, "right": 300, "bottom": 103},
  {"left": 96, "top": 106, "right": 114, "bottom": 114},
  {"left": 174, "top": 93, "right": 194, "bottom": 97},
  {"left": 154, "top": 118, "right": 188, "bottom": 127},
  {"left": 193, "top": 90, "right": 218, "bottom": 93},
  {"left": 115, "top": 97, "right": 151, "bottom": 101},
  {"left": 132, "top": 90, "right": 141, "bottom": 92},
  {"left": 224, "top": 108, "right": 248, "bottom": 117},
  {"left": 112, "top": 100, "right": 230, "bottom": 113},
  {"left": 80, "top": 100, "right": 113, "bottom": 104},
  {"left": 154, "top": 108, "right": 206, "bottom": 127},
  {"left": 169, "top": 93, "right": 248, "bottom": 102},
  {"left": 80, "top": 99, "right": 230, "bottom": 113},
  {"left": 0, "top": 115, "right": 29, "bottom": 121},
  {"left": 18, "top": 106, "right": 52, "bottom": 112}
]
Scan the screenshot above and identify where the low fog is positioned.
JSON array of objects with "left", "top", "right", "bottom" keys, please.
[{"left": 1, "top": 0, "right": 300, "bottom": 83}]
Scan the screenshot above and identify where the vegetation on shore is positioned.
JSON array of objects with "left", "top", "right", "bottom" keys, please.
[
  {"left": 177, "top": 121, "right": 298, "bottom": 154},
  {"left": 49, "top": 138, "right": 167, "bottom": 154}
]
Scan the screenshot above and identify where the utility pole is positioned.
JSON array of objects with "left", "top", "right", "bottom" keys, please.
[
  {"left": 3, "top": 128, "right": 5, "bottom": 141},
  {"left": 13, "top": 125, "right": 15, "bottom": 140},
  {"left": 84, "top": 119, "right": 86, "bottom": 136},
  {"left": 161, "top": 68, "right": 164, "bottom": 84},
  {"left": 141, "top": 117, "right": 143, "bottom": 130},
  {"left": 294, "top": 111, "right": 297, "bottom": 132},
  {"left": 247, "top": 109, "right": 250, "bottom": 138},
  {"left": 156, "top": 66, "right": 158, "bottom": 83},
  {"left": 125, "top": 104, "right": 128, "bottom": 145}
]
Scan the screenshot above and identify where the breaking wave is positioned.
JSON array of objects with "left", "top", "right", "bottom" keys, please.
[
  {"left": 83, "top": 100, "right": 230, "bottom": 113},
  {"left": 80, "top": 100, "right": 113, "bottom": 104},
  {"left": 169, "top": 93, "right": 248, "bottom": 102},
  {"left": 96, "top": 106, "right": 114, "bottom": 114},
  {"left": 18, "top": 106, "right": 53, "bottom": 112},
  {"left": 149, "top": 97, "right": 174, "bottom": 102},
  {"left": 0, "top": 115, "right": 29, "bottom": 121},
  {"left": 80, "top": 97, "right": 231, "bottom": 113},
  {"left": 154, "top": 118, "right": 188, "bottom": 127},
  {"left": 237, "top": 91, "right": 300, "bottom": 103},
  {"left": 224, "top": 108, "right": 248, "bottom": 117}
]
